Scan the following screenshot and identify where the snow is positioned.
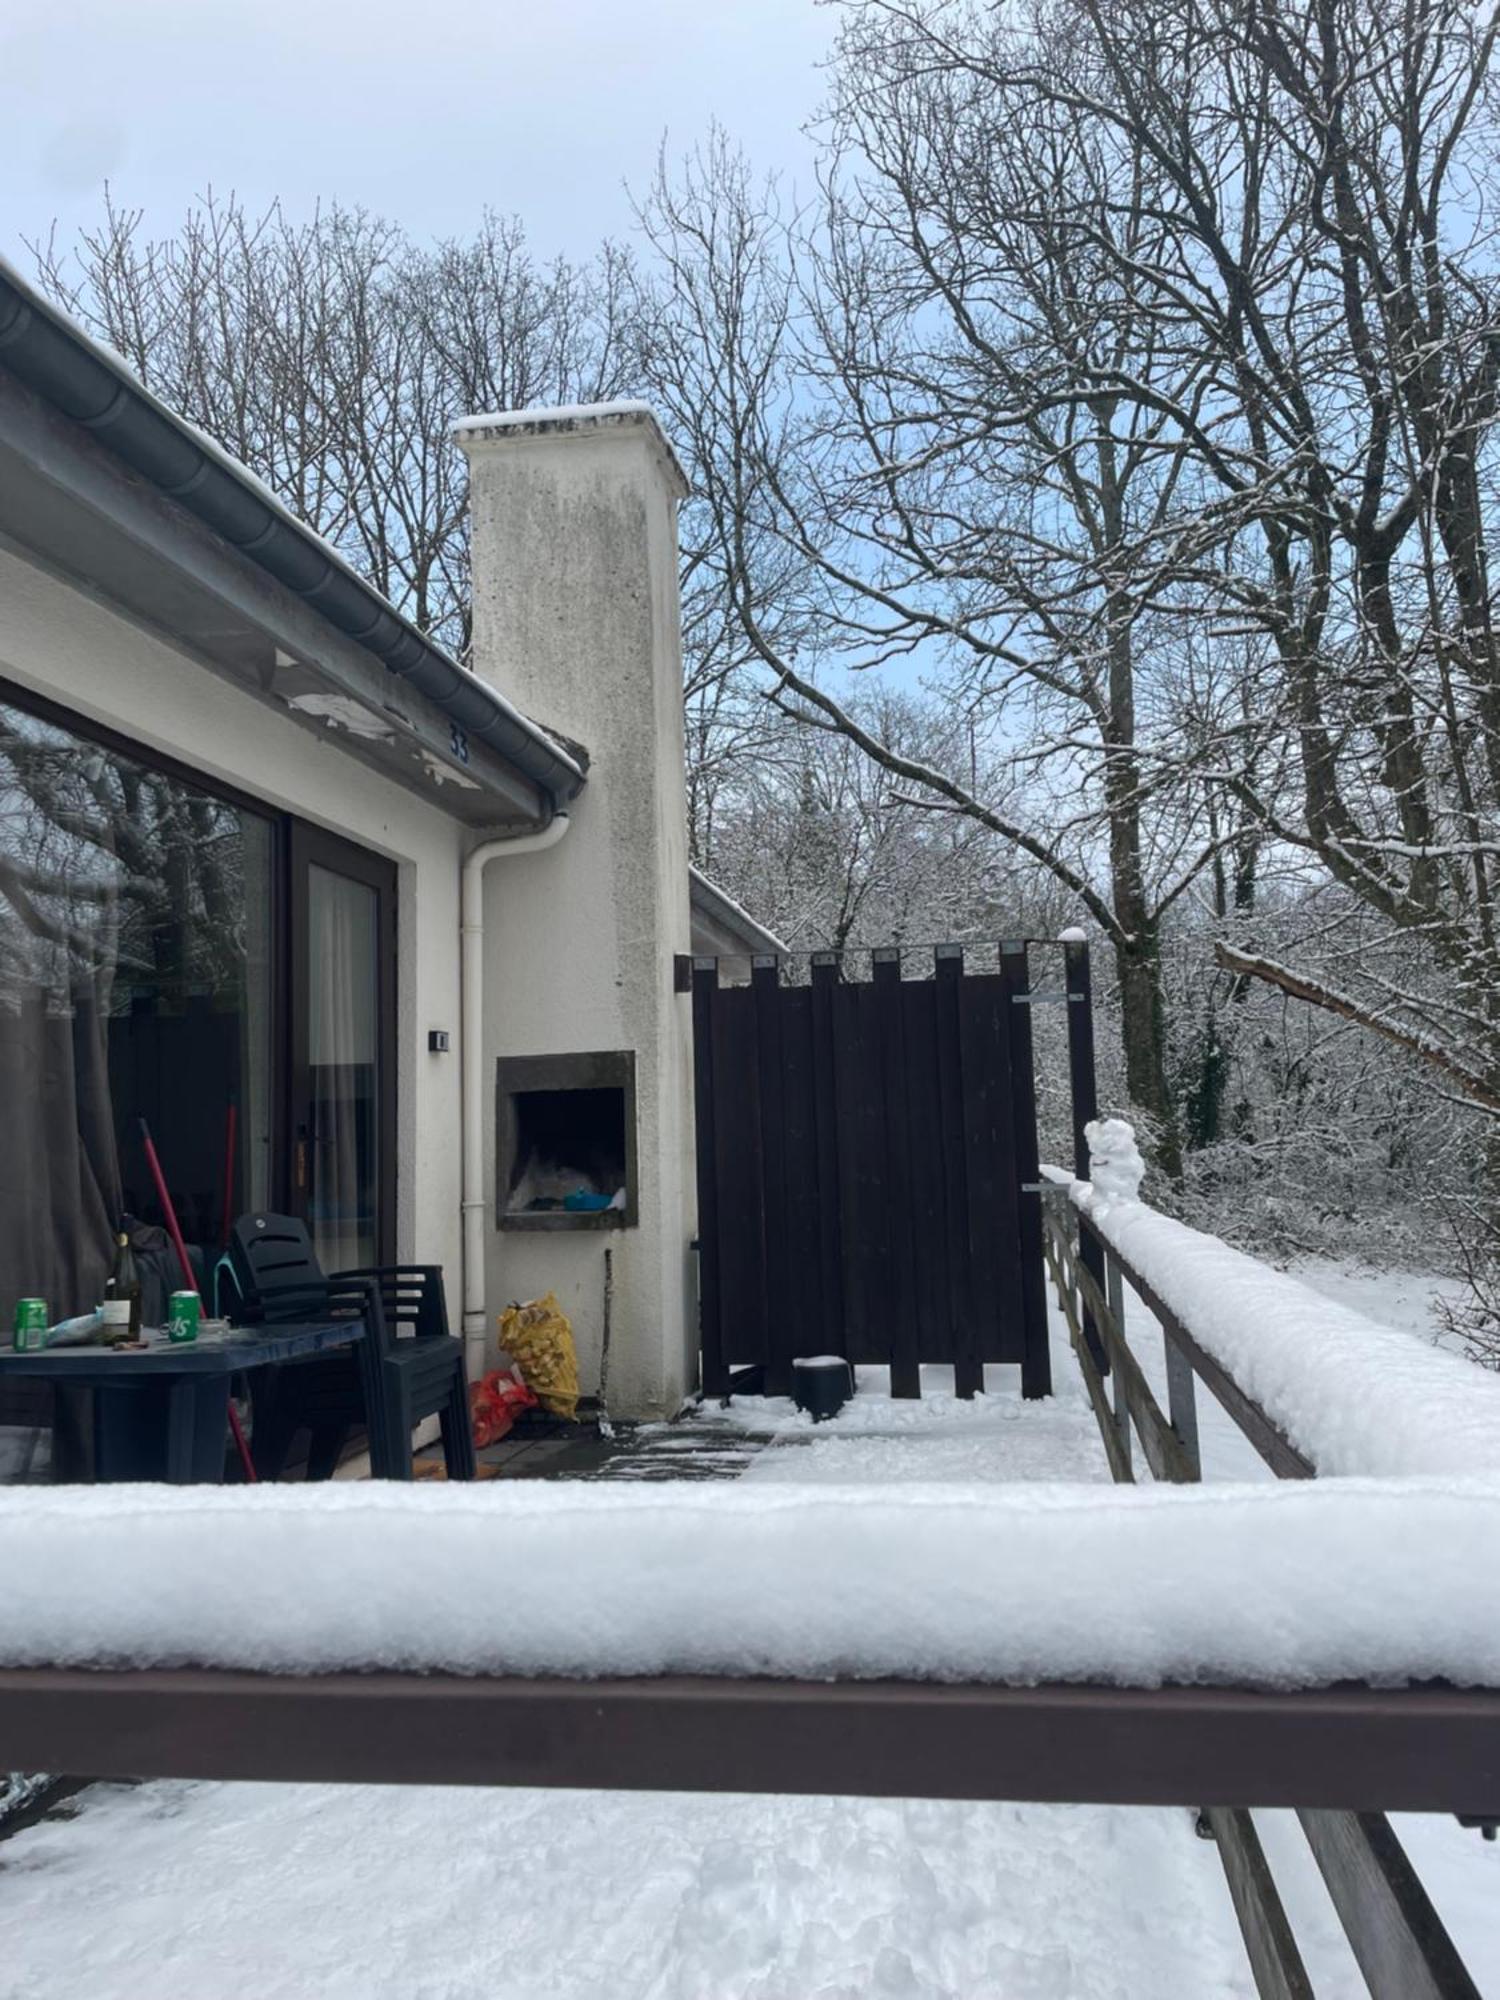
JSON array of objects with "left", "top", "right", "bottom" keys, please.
[
  {"left": 1084, "top": 1117, "right": 1145, "bottom": 1209},
  {"left": 2, "top": 1474, "right": 1498, "bottom": 1688},
  {"left": 1057, "top": 925, "right": 1088, "bottom": 942},
  {"left": 452, "top": 398, "right": 658, "bottom": 433},
  {"left": 4, "top": 1335, "right": 1498, "bottom": 1998},
  {"left": 1055, "top": 1161, "right": 1500, "bottom": 1477},
  {"left": 0, "top": 1779, "right": 1282, "bottom": 2000}
]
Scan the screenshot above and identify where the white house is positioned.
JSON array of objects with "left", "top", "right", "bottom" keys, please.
[{"left": 0, "top": 258, "right": 777, "bottom": 1427}]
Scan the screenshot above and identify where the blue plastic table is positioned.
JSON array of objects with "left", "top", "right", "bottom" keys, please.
[{"left": 0, "top": 1321, "right": 369, "bottom": 1483}]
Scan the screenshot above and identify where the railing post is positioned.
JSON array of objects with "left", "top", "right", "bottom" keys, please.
[
  {"left": 1106, "top": 1250, "right": 1132, "bottom": 1473},
  {"left": 1063, "top": 938, "right": 1108, "bottom": 1375},
  {"left": 1163, "top": 1331, "right": 1202, "bottom": 1480}
]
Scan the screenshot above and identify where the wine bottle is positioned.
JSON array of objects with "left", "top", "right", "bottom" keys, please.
[{"left": 102, "top": 1226, "right": 143, "bottom": 1343}]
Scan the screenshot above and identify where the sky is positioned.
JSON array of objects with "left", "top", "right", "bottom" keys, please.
[{"left": 1, "top": 0, "right": 833, "bottom": 269}]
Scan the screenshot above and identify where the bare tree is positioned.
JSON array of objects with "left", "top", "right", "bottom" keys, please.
[
  {"left": 33, "top": 195, "right": 634, "bottom": 655},
  {"left": 637, "top": 113, "right": 1225, "bottom": 1173}
]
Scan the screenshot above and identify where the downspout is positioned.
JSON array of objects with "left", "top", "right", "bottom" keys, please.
[{"left": 461, "top": 812, "right": 571, "bottom": 1377}]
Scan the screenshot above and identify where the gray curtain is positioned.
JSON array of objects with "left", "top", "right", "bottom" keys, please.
[{"left": 0, "top": 982, "right": 121, "bottom": 1329}]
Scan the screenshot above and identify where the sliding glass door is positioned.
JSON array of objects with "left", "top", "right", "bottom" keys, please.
[
  {"left": 288, "top": 825, "right": 396, "bottom": 1274},
  {"left": 0, "top": 678, "right": 399, "bottom": 1329},
  {"left": 0, "top": 688, "right": 274, "bottom": 1326}
]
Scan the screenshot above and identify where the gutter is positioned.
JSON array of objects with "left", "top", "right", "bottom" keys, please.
[
  {"left": 460, "top": 814, "right": 573, "bottom": 1378},
  {"left": 0, "top": 258, "right": 584, "bottom": 811}
]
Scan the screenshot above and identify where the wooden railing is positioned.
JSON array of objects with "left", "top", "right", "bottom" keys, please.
[
  {"left": 2, "top": 1174, "right": 1494, "bottom": 1996},
  {"left": 1041, "top": 1181, "right": 1488, "bottom": 2000}
]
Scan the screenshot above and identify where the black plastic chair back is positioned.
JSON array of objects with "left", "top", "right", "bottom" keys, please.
[
  {"left": 229, "top": 1213, "right": 329, "bottom": 1324},
  {"left": 335, "top": 1266, "right": 448, "bottom": 1342}
]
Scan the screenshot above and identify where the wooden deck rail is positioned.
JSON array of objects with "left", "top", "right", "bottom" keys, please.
[
  {"left": 1041, "top": 1181, "right": 1491, "bottom": 2000},
  {"left": 0, "top": 1669, "right": 1495, "bottom": 1810}
]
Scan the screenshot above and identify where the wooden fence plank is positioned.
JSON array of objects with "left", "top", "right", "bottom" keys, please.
[
  {"left": 753, "top": 958, "right": 794, "bottom": 1396},
  {"left": 1205, "top": 1809, "right": 1316, "bottom": 2000},
  {"left": 1298, "top": 1810, "right": 1482, "bottom": 2000},
  {"left": 875, "top": 951, "right": 921, "bottom": 1397},
  {"left": 1001, "top": 942, "right": 1051, "bottom": 1397},
  {"left": 712, "top": 987, "right": 768, "bottom": 1367},
  {"left": 934, "top": 948, "right": 980, "bottom": 1397},
  {"left": 833, "top": 981, "right": 884, "bottom": 1365},
  {"left": 779, "top": 984, "right": 824, "bottom": 1344},
  {"left": 901, "top": 976, "right": 952, "bottom": 1368},
  {"left": 958, "top": 973, "right": 1008, "bottom": 1367},
  {"left": 1063, "top": 937, "right": 1108, "bottom": 1374},
  {"left": 691, "top": 960, "right": 726, "bottom": 1396},
  {"left": 810, "top": 955, "right": 846, "bottom": 1354}
]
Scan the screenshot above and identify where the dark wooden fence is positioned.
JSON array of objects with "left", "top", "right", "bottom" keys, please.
[
  {"left": 1042, "top": 1183, "right": 1491, "bottom": 2000},
  {"left": 687, "top": 944, "right": 1059, "bottom": 1401}
]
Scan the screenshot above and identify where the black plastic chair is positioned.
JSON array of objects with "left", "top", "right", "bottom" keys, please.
[{"left": 228, "top": 1214, "right": 475, "bottom": 1482}]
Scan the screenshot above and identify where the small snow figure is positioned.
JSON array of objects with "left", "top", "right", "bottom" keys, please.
[{"left": 1085, "top": 1118, "right": 1145, "bottom": 1209}]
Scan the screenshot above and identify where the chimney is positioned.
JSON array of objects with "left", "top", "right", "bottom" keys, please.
[{"left": 455, "top": 402, "right": 697, "bottom": 1420}]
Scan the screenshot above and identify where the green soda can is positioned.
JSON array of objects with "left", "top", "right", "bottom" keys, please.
[
  {"left": 167, "top": 1291, "right": 201, "bottom": 1344},
  {"left": 13, "top": 1299, "right": 48, "bottom": 1352}
]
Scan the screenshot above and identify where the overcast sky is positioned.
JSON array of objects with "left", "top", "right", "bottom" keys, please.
[{"left": 2, "top": 0, "right": 832, "bottom": 267}]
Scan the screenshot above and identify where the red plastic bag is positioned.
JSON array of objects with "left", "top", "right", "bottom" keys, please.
[{"left": 469, "top": 1367, "right": 539, "bottom": 1448}]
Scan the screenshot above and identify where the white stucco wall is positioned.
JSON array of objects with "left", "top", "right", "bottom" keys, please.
[
  {"left": 0, "top": 542, "right": 467, "bottom": 1287},
  {"left": 460, "top": 407, "right": 698, "bottom": 1419}
]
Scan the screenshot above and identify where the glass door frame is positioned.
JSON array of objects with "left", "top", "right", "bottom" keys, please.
[{"left": 286, "top": 822, "right": 398, "bottom": 1271}]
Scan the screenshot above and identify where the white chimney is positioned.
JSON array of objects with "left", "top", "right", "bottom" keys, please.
[{"left": 455, "top": 402, "right": 697, "bottom": 1420}]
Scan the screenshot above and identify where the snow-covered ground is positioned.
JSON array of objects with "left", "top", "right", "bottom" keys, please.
[
  {"left": 3, "top": 1269, "right": 1496, "bottom": 1998},
  {"left": 0, "top": 1777, "right": 1291, "bottom": 2000}
]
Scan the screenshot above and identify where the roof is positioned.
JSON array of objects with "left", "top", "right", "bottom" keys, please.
[
  {"left": 688, "top": 867, "right": 789, "bottom": 958},
  {"left": 0, "top": 257, "right": 585, "bottom": 820}
]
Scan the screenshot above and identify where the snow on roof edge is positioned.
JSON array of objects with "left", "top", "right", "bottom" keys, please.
[{"left": 689, "top": 866, "right": 790, "bottom": 956}]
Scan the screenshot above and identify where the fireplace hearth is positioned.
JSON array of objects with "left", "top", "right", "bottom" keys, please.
[{"left": 495, "top": 1050, "right": 637, "bottom": 1229}]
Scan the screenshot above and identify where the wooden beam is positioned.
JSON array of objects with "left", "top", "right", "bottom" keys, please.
[
  {"left": 1298, "top": 1810, "right": 1482, "bottom": 2000},
  {"left": 1204, "top": 1809, "right": 1314, "bottom": 2000},
  {"left": 1, "top": 1671, "right": 1495, "bottom": 1813}
]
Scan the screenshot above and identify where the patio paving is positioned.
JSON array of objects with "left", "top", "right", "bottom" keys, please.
[{"left": 413, "top": 1406, "right": 780, "bottom": 1481}]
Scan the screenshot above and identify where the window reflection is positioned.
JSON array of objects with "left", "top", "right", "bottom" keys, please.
[{"left": 0, "top": 697, "right": 273, "bottom": 1325}]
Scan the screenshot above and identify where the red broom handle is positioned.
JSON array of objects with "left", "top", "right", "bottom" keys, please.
[
  {"left": 138, "top": 1118, "right": 257, "bottom": 1484},
  {"left": 139, "top": 1118, "right": 197, "bottom": 1295}
]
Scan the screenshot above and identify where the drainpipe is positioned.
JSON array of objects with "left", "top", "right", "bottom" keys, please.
[{"left": 461, "top": 812, "right": 571, "bottom": 1377}]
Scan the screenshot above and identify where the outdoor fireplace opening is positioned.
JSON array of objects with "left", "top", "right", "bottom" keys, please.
[{"left": 496, "top": 1051, "right": 637, "bottom": 1229}]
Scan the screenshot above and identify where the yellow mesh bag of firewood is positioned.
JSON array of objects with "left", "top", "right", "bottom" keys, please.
[{"left": 498, "top": 1292, "right": 580, "bottom": 1420}]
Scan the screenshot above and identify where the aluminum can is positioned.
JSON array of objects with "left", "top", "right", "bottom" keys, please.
[
  {"left": 13, "top": 1299, "right": 47, "bottom": 1352},
  {"left": 167, "top": 1291, "right": 201, "bottom": 1344}
]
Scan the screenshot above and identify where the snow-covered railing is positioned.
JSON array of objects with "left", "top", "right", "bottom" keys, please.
[
  {"left": 0, "top": 1481, "right": 1496, "bottom": 1813},
  {"left": 1040, "top": 1130, "right": 1500, "bottom": 2000},
  {"left": 2, "top": 1482, "right": 1496, "bottom": 1996},
  {"left": 2, "top": 1478, "right": 1498, "bottom": 1686},
  {"left": 1041, "top": 1143, "right": 1500, "bottom": 1481}
]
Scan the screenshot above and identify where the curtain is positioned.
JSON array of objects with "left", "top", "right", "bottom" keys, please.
[
  {"left": 307, "top": 865, "right": 378, "bottom": 1272},
  {"left": 0, "top": 987, "right": 120, "bottom": 1327}
]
